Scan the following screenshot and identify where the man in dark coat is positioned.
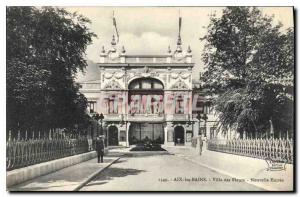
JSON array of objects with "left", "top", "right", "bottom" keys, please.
[{"left": 95, "top": 136, "right": 104, "bottom": 163}]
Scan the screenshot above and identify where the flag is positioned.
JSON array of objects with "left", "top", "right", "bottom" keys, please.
[
  {"left": 113, "top": 14, "right": 119, "bottom": 43},
  {"left": 179, "top": 16, "right": 182, "bottom": 37}
]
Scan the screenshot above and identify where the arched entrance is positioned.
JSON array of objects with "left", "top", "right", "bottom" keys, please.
[
  {"left": 108, "top": 126, "right": 118, "bottom": 146},
  {"left": 174, "top": 126, "right": 185, "bottom": 145}
]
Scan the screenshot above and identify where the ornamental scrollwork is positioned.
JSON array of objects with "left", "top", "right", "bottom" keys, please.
[
  {"left": 170, "top": 71, "right": 191, "bottom": 80},
  {"left": 103, "top": 72, "right": 125, "bottom": 79},
  {"left": 103, "top": 80, "right": 122, "bottom": 89}
]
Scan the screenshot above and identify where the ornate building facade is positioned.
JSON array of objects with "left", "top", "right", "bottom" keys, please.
[{"left": 79, "top": 34, "right": 204, "bottom": 147}]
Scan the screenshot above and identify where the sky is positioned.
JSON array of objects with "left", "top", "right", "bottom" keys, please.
[{"left": 65, "top": 7, "right": 294, "bottom": 82}]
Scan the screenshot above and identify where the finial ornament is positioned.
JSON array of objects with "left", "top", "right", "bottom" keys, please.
[
  {"left": 187, "top": 45, "right": 192, "bottom": 53},
  {"left": 101, "top": 46, "right": 106, "bottom": 53},
  {"left": 177, "top": 35, "right": 182, "bottom": 46},
  {"left": 122, "top": 46, "right": 126, "bottom": 53},
  {"left": 168, "top": 45, "right": 172, "bottom": 54},
  {"left": 176, "top": 36, "right": 182, "bottom": 53},
  {"left": 111, "top": 35, "right": 116, "bottom": 46}
]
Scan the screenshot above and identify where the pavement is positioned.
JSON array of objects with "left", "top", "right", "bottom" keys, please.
[
  {"left": 163, "top": 145, "right": 294, "bottom": 191},
  {"left": 8, "top": 155, "right": 120, "bottom": 191},
  {"left": 80, "top": 151, "right": 264, "bottom": 191}
]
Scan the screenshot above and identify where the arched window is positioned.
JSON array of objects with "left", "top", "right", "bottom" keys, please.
[
  {"left": 129, "top": 78, "right": 163, "bottom": 90},
  {"left": 128, "top": 78, "right": 164, "bottom": 114}
]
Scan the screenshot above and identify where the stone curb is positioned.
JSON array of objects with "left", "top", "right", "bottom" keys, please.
[
  {"left": 73, "top": 157, "right": 120, "bottom": 191},
  {"left": 7, "top": 151, "right": 97, "bottom": 188}
]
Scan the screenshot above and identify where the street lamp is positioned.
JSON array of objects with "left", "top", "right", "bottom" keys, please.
[
  {"left": 99, "top": 113, "right": 104, "bottom": 136},
  {"left": 201, "top": 113, "right": 208, "bottom": 138},
  {"left": 195, "top": 112, "right": 208, "bottom": 137}
]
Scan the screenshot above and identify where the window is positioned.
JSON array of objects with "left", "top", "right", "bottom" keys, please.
[
  {"left": 87, "top": 101, "right": 96, "bottom": 113},
  {"left": 129, "top": 78, "right": 164, "bottom": 90},
  {"left": 210, "top": 127, "right": 217, "bottom": 139},
  {"left": 108, "top": 95, "right": 118, "bottom": 114},
  {"left": 128, "top": 78, "right": 164, "bottom": 114},
  {"left": 175, "top": 95, "right": 184, "bottom": 114}
]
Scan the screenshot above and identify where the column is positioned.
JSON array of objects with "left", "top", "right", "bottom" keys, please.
[
  {"left": 126, "top": 122, "right": 130, "bottom": 147},
  {"left": 164, "top": 124, "right": 168, "bottom": 145}
]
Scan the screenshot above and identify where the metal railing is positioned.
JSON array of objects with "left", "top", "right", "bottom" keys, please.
[
  {"left": 6, "top": 137, "right": 89, "bottom": 171},
  {"left": 207, "top": 138, "right": 293, "bottom": 164}
]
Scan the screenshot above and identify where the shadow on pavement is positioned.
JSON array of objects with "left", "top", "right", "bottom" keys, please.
[
  {"left": 122, "top": 152, "right": 171, "bottom": 158},
  {"left": 83, "top": 181, "right": 108, "bottom": 187},
  {"left": 92, "top": 167, "right": 146, "bottom": 183}
]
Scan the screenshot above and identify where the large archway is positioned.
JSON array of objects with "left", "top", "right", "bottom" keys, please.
[
  {"left": 108, "top": 126, "right": 118, "bottom": 146},
  {"left": 174, "top": 126, "right": 185, "bottom": 145}
]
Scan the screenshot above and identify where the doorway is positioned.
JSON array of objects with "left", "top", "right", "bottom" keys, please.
[
  {"left": 174, "top": 126, "right": 185, "bottom": 145},
  {"left": 108, "top": 126, "right": 118, "bottom": 146}
]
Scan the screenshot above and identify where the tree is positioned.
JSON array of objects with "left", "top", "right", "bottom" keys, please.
[
  {"left": 201, "top": 7, "right": 294, "bottom": 138},
  {"left": 7, "top": 7, "right": 96, "bottom": 134}
]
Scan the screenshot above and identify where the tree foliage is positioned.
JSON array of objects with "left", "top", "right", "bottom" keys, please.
[
  {"left": 201, "top": 7, "right": 294, "bottom": 136},
  {"left": 7, "top": 7, "right": 96, "bottom": 132}
]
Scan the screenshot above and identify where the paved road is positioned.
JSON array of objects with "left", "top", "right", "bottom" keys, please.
[{"left": 81, "top": 153, "right": 265, "bottom": 191}]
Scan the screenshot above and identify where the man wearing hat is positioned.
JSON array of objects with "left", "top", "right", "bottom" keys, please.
[{"left": 95, "top": 136, "right": 105, "bottom": 163}]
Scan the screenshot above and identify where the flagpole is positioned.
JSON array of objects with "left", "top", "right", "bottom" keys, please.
[{"left": 112, "top": 10, "right": 119, "bottom": 44}]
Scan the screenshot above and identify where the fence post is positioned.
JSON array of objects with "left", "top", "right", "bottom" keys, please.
[
  {"left": 17, "top": 130, "right": 20, "bottom": 141},
  {"left": 49, "top": 129, "right": 51, "bottom": 140}
]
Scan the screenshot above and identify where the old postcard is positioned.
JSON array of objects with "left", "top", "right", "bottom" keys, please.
[{"left": 6, "top": 6, "right": 294, "bottom": 191}]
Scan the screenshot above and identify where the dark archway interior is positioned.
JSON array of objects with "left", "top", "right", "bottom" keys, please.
[
  {"left": 129, "top": 123, "right": 164, "bottom": 145},
  {"left": 174, "top": 126, "right": 185, "bottom": 145},
  {"left": 108, "top": 126, "right": 118, "bottom": 146}
]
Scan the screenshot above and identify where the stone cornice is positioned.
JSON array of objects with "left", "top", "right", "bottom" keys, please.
[{"left": 97, "top": 63, "right": 194, "bottom": 68}]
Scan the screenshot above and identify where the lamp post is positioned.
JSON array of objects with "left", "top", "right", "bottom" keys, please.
[
  {"left": 99, "top": 113, "right": 104, "bottom": 136},
  {"left": 195, "top": 112, "right": 208, "bottom": 137},
  {"left": 201, "top": 113, "right": 208, "bottom": 138}
]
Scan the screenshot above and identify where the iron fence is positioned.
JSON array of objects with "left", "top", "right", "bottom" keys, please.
[
  {"left": 207, "top": 138, "right": 293, "bottom": 164},
  {"left": 6, "top": 137, "right": 89, "bottom": 171},
  {"left": 207, "top": 139, "right": 293, "bottom": 163}
]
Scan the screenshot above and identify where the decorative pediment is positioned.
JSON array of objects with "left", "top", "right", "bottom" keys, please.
[
  {"left": 103, "top": 80, "right": 122, "bottom": 89},
  {"left": 170, "top": 80, "right": 189, "bottom": 89}
]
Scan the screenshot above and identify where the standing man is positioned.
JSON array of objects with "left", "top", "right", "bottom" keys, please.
[
  {"left": 95, "top": 136, "right": 104, "bottom": 163},
  {"left": 199, "top": 136, "right": 203, "bottom": 155}
]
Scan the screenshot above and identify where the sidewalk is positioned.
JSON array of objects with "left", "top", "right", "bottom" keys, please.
[
  {"left": 163, "top": 145, "right": 293, "bottom": 191},
  {"left": 8, "top": 156, "right": 120, "bottom": 191}
]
